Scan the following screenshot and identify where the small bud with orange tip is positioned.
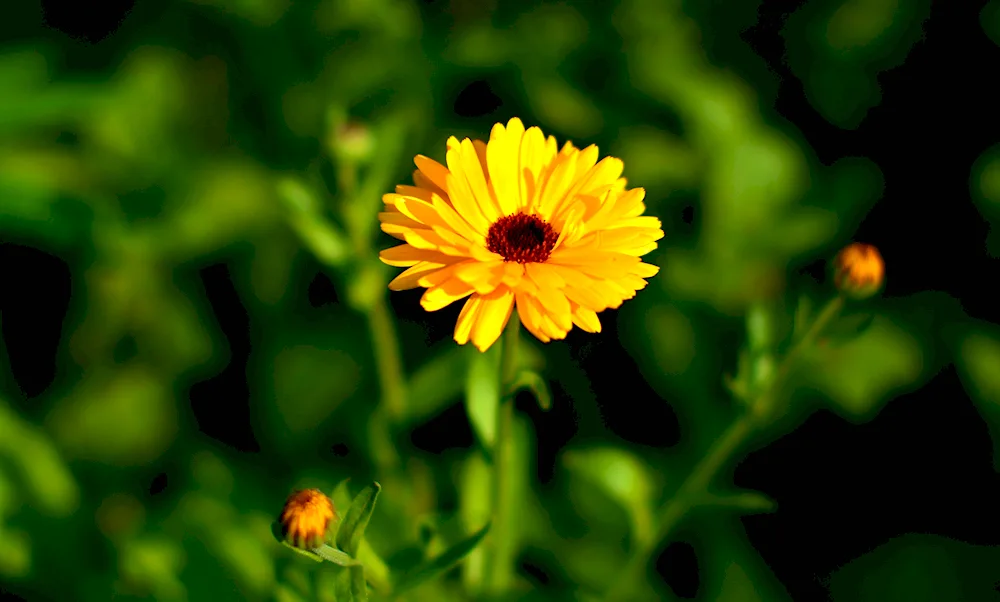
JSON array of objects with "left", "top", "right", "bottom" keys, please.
[
  {"left": 833, "top": 243, "right": 885, "bottom": 299},
  {"left": 279, "top": 489, "right": 336, "bottom": 549}
]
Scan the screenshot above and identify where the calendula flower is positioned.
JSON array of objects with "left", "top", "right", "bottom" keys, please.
[
  {"left": 833, "top": 242, "right": 885, "bottom": 299},
  {"left": 378, "top": 118, "right": 663, "bottom": 351},
  {"left": 279, "top": 489, "right": 336, "bottom": 549}
]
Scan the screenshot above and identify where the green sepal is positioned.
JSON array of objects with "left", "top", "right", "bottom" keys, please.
[
  {"left": 271, "top": 521, "right": 362, "bottom": 566},
  {"left": 315, "top": 545, "right": 362, "bottom": 567},
  {"left": 335, "top": 482, "right": 381, "bottom": 558},
  {"left": 271, "top": 521, "right": 323, "bottom": 563}
]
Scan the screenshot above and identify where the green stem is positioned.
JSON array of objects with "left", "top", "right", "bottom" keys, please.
[
  {"left": 487, "top": 312, "right": 521, "bottom": 594},
  {"left": 604, "top": 295, "right": 844, "bottom": 602},
  {"left": 336, "top": 156, "right": 407, "bottom": 473},
  {"left": 365, "top": 295, "right": 406, "bottom": 472},
  {"left": 367, "top": 295, "right": 406, "bottom": 421}
]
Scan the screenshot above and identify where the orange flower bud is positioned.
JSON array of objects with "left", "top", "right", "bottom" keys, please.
[
  {"left": 279, "top": 489, "right": 336, "bottom": 549},
  {"left": 833, "top": 243, "right": 885, "bottom": 299}
]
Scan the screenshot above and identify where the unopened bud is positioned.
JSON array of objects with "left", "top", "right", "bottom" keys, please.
[
  {"left": 330, "top": 121, "right": 374, "bottom": 164},
  {"left": 833, "top": 243, "right": 884, "bottom": 299},
  {"left": 279, "top": 489, "right": 336, "bottom": 549}
]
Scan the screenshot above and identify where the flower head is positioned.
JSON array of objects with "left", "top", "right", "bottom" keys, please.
[
  {"left": 279, "top": 489, "right": 336, "bottom": 549},
  {"left": 833, "top": 242, "right": 884, "bottom": 299},
  {"left": 378, "top": 118, "right": 663, "bottom": 351}
]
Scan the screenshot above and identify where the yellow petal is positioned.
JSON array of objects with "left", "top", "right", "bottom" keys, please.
[
  {"left": 390, "top": 195, "right": 449, "bottom": 229},
  {"left": 454, "top": 260, "right": 506, "bottom": 295},
  {"left": 564, "top": 285, "right": 609, "bottom": 312},
  {"left": 395, "top": 183, "right": 436, "bottom": 203},
  {"left": 459, "top": 138, "right": 501, "bottom": 222},
  {"left": 631, "top": 262, "right": 660, "bottom": 278},
  {"left": 410, "top": 171, "right": 448, "bottom": 200},
  {"left": 380, "top": 244, "right": 454, "bottom": 267},
  {"left": 570, "top": 303, "right": 602, "bottom": 333},
  {"left": 537, "top": 150, "right": 578, "bottom": 220},
  {"left": 525, "top": 264, "right": 572, "bottom": 331},
  {"left": 501, "top": 262, "right": 524, "bottom": 287},
  {"left": 519, "top": 126, "right": 546, "bottom": 212},
  {"left": 487, "top": 118, "right": 525, "bottom": 216},
  {"left": 421, "top": 277, "right": 475, "bottom": 311},
  {"left": 402, "top": 229, "right": 469, "bottom": 256},
  {"left": 573, "top": 156, "right": 623, "bottom": 199},
  {"left": 389, "top": 261, "right": 449, "bottom": 291},
  {"left": 454, "top": 294, "right": 483, "bottom": 345},
  {"left": 414, "top": 155, "right": 451, "bottom": 193},
  {"left": 470, "top": 287, "right": 515, "bottom": 352},
  {"left": 516, "top": 291, "right": 550, "bottom": 343},
  {"left": 430, "top": 192, "right": 486, "bottom": 245},
  {"left": 445, "top": 170, "right": 492, "bottom": 235},
  {"left": 606, "top": 215, "right": 662, "bottom": 230}
]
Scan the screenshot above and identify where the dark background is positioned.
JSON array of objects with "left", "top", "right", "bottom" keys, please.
[{"left": 3, "top": 0, "right": 1000, "bottom": 601}]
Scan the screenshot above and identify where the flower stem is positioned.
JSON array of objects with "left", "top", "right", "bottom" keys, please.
[
  {"left": 367, "top": 294, "right": 406, "bottom": 421},
  {"left": 337, "top": 157, "right": 406, "bottom": 472},
  {"left": 604, "top": 295, "right": 844, "bottom": 602},
  {"left": 365, "top": 295, "right": 406, "bottom": 472},
  {"left": 488, "top": 312, "right": 521, "bottom": 594}
]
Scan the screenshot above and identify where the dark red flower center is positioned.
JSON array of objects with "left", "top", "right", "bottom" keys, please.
[{"left": 486, "top": 212, "right": 558, "bottom": 264}]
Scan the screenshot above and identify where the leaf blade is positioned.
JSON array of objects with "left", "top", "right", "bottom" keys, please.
[
  {"left": 394, "top": 522, "right": 491, "bottom": 595},
  {"left": 335, "top": 482, "right": 381, "bottom": 558}
]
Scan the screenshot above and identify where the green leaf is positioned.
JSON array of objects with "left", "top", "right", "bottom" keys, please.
[
  {"left": 335, "top": 482, "right": 381, "bottom": 557},
  {"left": 277, "top": 178, "right": 349, "bottom": 267},
  {"left": 394, "top": 522, "right": 491, "bottom": 595},
  {"left": 828, "top": 534, "right": 1000, "bottom": 602},
  {"left": 955, "top": 324, "right": 1000, "bottom": 470},
  {"left": 404, "top": 347, "right": 469, "bottom": 427},
  {"left": 798, "top": 316, "right": 924, "bottom": 420},
  {"left": 508, "top": 370, "right": 552, "bottom": 411},
  {"left": 562, "top": 447, "right": 657, "bottom": 546}
]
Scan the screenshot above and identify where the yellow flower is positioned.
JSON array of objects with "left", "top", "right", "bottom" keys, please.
[
  {"left": 833, "top": 242, "right": 885, "bottom": 299},
  {"left": 378, "top": 118, "right": 663, "bottom": 351},
  {"left": 279, "top": 489, "right": 336, "bottom": 549}
]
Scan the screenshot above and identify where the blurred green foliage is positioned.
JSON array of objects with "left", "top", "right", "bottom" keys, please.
[{"left": 1, "top": 0, "right": 999, "bottom": 601}]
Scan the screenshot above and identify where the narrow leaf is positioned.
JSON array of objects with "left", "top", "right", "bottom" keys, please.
[
  {"left": 793, "top": 294, "right": 812, "bottom": 343},
  {"left": 335, "top": 482, "right": 381, "bottom": 557},
  {"left": 509, "top": 370, "right": 552, "bottom": 411},
  {"left": 394, "top": 522, "right": 491, "bottom": 595},
  {"left": 700, "top": 490, "right": 776, "bottom": 514}
]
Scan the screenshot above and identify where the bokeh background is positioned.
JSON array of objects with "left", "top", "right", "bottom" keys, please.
[{"left": 3, "top": 0, "right": 1000, "bottom": 600}]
